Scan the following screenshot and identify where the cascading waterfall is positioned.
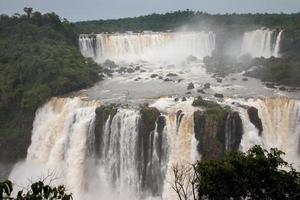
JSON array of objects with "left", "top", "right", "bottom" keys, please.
[
  {"left": 79, "top": 32, "right": 216, "bottom": 62},
  {"left": 9, "top": 97, "right": 100, "bottom": 199},
  {"left": 239, "top": 97, "right": 300, "bottom": 168},
  {"left": 9, "top": 97, "right": 200, "bottom": 200},
  {"left": 241, "top": 29, "right": 282, "bottom": 58},
  {"left": 8, "top": 96, "right": 300, "bottom": 199}
]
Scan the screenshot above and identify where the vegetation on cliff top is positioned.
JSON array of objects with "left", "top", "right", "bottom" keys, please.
[
  {"left": 192, "top": 96, "right": 230, "bottom": 121},
  {"left": 0, "top": 8, "right": 101, "bottom": 139},
  {"left": 75, "top": 10, "right": 300, "bottom": 33}
]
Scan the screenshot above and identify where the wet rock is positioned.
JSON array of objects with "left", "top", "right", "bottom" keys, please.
[
  {"left": 150, "top": 74, "right": 158, "bottom": 78},
  {"left": 182, "top": 97, "right": 187, "bottom": 101},
  {"left": 103, "top": 68, "right": 114, "bottom": 76},
  {"left": 158, "top": 76, "right": 163, "bottom": 79},
  {"left": 216, "top": 78, "right": 222, "bottom": 83},
  {"left": 186, "top": 91, "right": 192, "bottom": 95},
  {"left": 117, "top": 67, "right": 127, "bottom": 73},
  {"left": 177, "top": 79, "right": 184, "bottom": 83},
  {"left": 279, "top": 86, "right": 287, "bottom": 91},
  {"left": 140, "top": 69, "right": 147, "bottom": 73},
  {"left": 166, "top": 73, "right": 178, "bottom": 77},
  {"left": 186, "top": 55, "right": 198, "bottom": 62},
  {"left": 265, "top": 82, "right": 276, "bottom": 89},
  {"left": 135, "top": 66, "right": 140, "bottom": 70},
  {"left": 127, "top": 68, "right": 135, "bottom": 73},
  {"left": 103, "top": 59, "right": 118, "bottom": 69},
  {"left": 174, "top": 98, "right": 179, "bottom": 102},
  {"left": 247, "top": 107, "right": 263, "bottom": 135},
  {"left": 197, "top": 89, "right": 205, "bottom": 94},
  {"left": 164, "top": 78, "right": 172, "bottom": 82},
  {"left": 203, "top": 83, "right": 211, "bottom": 89},
  {"left": 214, "top": 93, "right": 224, "bottom": 98},
  {"left": 242, "top": 78, "right": 248, "bottom": 81},
  {"left": 187, "top": 82, "right": 194, "bottom": 90},
  {"left": 288, "top": 87, "right": 296, "bottom": 92}
]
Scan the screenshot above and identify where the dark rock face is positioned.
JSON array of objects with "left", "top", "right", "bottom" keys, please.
[
  {"left": 94, "top": 105, "right": 117, "bottom": 157},
  {"left": 0, "top": 111, "right": 34, "bottom": 179},
  {"left": 247, "top": 107, "right": 263, "bottom": 135},
  {"left": 281, "top": 30, "right": 300, "bottom": 55},
  {"left": 193, "top": 109, "right": 243, "bottom": 161},
  {"left": 0, "top": 133, "right": 31, "bottom": 179},
  {"left": 194, "top": 110, "right": 224, "bottom": 160},
  {"left": 138, "top": 106, "right": 166, "bottom": 196},
  {"left": 94, "top": 105, "right": 167, "bottom": 196},
  {"left": 223, "top": 112, "right": 243, "bottom": 152}
]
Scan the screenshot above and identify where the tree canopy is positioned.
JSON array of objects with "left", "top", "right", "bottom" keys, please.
[
  {"left": 75, "top": 10, "right": 300, "bottom": 33},
  {"left": 0, "top": 8, "right": 101, "bottom": 140},
  {"left": 180, "top": 145, "right": 300, "bottom": 200}
]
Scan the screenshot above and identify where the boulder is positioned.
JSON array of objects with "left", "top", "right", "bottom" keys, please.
[
  {"left": 166, "top": 73, "right": 178, "bottom": 77},
  {"left": 214, "top": 93, "right": 224, "bottom": 98},
  {"left": 187, "top": 82, "right": 194, "bottom": 90},
  {"left": 203, "top": 83, "right": 211, "bottom": 89}
]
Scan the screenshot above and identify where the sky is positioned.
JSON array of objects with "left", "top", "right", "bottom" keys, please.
[{"left": 0, "top": 0, "right": 299, "bottom": 22}]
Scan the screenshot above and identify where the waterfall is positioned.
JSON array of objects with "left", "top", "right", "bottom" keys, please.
[
  {"left": 9, "top": 96, "right": 300, "bottom": 199},
  {"left": 79, "top": 32, "right": 216, "bottom": 62},
  {"left": 239, "top": 97, "right": 300, "bottom": 168},
  {"left": 9, "top": 97, "right": 100, "bottom": 199},
  {"left": 241, "top": 29, "right": 282, "bottom": 58},
  {"left": 273, "top": 30, "right": 283, "bottom": 57}
]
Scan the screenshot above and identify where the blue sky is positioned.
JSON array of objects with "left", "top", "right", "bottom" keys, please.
[{"left": 0, "top": 0, "right": 299, "bottom": 22}]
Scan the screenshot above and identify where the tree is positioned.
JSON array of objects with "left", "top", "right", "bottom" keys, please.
[
  {"left": 23, "top": 7, "right": 33, "bottom": 19},
  {"left": 0, "top": 180, "right": 72, "bottom": 200},
  {"left": 173, "top": 145, "right": 300, "bottom": 200}
]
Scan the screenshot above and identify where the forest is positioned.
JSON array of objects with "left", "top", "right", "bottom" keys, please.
[
  {"left": 0, "top": 8, "right": 101, "bottom": 142},
  {"left": 75, "top": 10, "right": 300, "bottom": 33}
]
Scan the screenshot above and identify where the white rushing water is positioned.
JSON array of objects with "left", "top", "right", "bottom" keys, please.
[
  {"left": 79, "top": 32, "right": 216, "bottom": 62},
  {"left": 8, "top": 96, "right": 300, "bottom": 199},
  {"left": 241, "top": 29, "right": 283, "bottom": 58},
  {"left": 9, "top": 97, "right": 200, "bottom": 200},
  {"left": 9, "top": 97, "right": 100, "bottom": 199},
  {"left": 237, "top": 97, "right": 300, "bottom": 168}
]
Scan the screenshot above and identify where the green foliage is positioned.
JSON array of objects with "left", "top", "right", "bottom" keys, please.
[
  {"left": 0, "top": 180, "right": 13, "bottom": 199},
  {"left": 203, "top": 54, "right": 253, "bottom": 77},
  {"left": 0, "top": 8, "right": 101, "bottom": 138},
  {"left": 75, "top": 10, "right": 300, "bottom": 33},
  {"left": 194, "top": 145, "right": 300, "bottom": 200},
  {"left": 244, "top": 57, "right": 300, "bottom": 87},
  {"left": 192, "top": 97, "right": 230, "bottom": 121},
  {"left": 0, "top": 180, "right": 72, "bottom": 199}
]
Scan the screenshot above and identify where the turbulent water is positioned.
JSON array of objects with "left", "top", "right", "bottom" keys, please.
[
  {"left": 239, "top": 97, "right": 300, "bottom": 166},
  {"left": 9, "top": 96, "right": 300, "bottom": 199},
  {"left": 8, "top": 29, "right": 300, "bottom": 200},
  {"left": 79, "top": 32, "right": 216, "bottom": 62},
  {"left": 241, "top": 29, "right": 282, "bottom": 58}
]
